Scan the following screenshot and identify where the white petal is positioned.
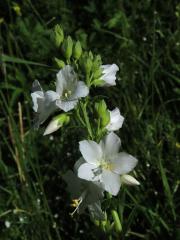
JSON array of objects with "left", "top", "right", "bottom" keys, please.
[
  {"left": 56, "top": 65, "right": 77, "bottom": 96},
  {"left": 31, "top": 91, "right": 44, "bottom": 112},
  {"left": 101, "top": 170, "right": 121, "bottom": 196},
  {"left": 74, "top": 157, "right": 85, "bottom": 172},
  {"left": 106, "top": 108, "right": 124, "bottom": 131},
  {"left": 101, "top": 64, "right": 119, "bottom": 74},
  {"left": 31, "top": 80, "right": 43, "bottom": 92},
  {"left": 111, "top": 152, "right": 138, "bottom": 175},
  {"left": 43, "top": 118, "right": 62, "bottom": 136},
  {"left": 121, "top": 174, "right": 140, "bottom": 185},
  {"left": 77, "top": 163, "right": 97, "bottom": 181},
  {"left": 102, "top": 132, "right": 121, "bottom": 157},
  {"left": 72, "top": 81, "right": 89, "bottom": 99},
  {"left": 44, "top": 90, "right": 59, "bottom": 103},
  {"left": 56, "top": 99, "right": 78, "bottom": 112},
  {"left": 101, "top": 64, "right": 119, "bottom": 86},
  {"left": 79, "top": 140, "right": 102, "bottom": 164}
]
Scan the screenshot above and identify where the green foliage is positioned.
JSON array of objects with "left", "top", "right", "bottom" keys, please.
[{"left": 0, "top": 0, "right": 179, "bottom": 239}]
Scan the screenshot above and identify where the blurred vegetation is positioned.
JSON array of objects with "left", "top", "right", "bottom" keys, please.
[{"left": 0, "top": 0, "right": 179, "bottom": 239}]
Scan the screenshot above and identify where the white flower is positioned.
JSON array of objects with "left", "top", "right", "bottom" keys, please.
[
  {"left": 100, "top": 64, "right": 119, "bottom": 86},
  {"left": 121, "top": 174, "right": 140, "bottom": 186},
  {"left": 106, "top": 108, "right": 124, "bottom": 131},
  {"left": 55, "top": 65, "right": 89, "bottom": 112},
  {"left": 63, "top": 170, "right": 105, "bottom": 220},
  {"left": 77, "top": 132, "right": 138, "bottom": 196},
  {"left": 31, "top": 80, "right": 59, "bottom": 128}
]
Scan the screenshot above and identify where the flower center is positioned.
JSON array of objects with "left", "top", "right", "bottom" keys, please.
[
  {"left": 62, "top": 90, "right": 72, "bottom": 99},
  {"left": 100, "top": 160, "right": 113, "bottom": 171}
]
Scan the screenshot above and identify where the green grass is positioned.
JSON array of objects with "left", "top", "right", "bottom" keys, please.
[{"left": 0, "top": 0, "right": 179, "bottom": 239}]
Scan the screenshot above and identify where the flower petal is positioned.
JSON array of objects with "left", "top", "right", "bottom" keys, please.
[
  {"left": 111, "top": 152, "right": 138, "bottom": 175},
  {"left": 31, "top": 80, "right": 43, "bottom": 92},
  {"left": 88, "top": 201, "right": 105, "bottom": 220},
  {"left": 79, "top": 140, "right": 102, "bottom": 164},
  {"left": 31, "top": 91, "right": 44, "bottom": 112},
  {"left": 101, "top": 64, "right": 119, "bottom": 86},
  {"left": 72, "top": 81, "right": 89, "bottom": 99},
  {"left": 56, "top": 65, "right": 77, "bottom": 96},
  {"left": 106, "top": 108, "right": 124, "bottom": 131},
  {"left": 101, "top": 170, "right": 121, "bottom": 196},
  {"left": 101, "top": 132, "right": 121, "bottom": 158},
  {"left": 56, "top": 99, "right": 78, "bottom": 112},
  {"left": 77, "top": 163, "right": 97, "bottom": 181},
  {"left": 44, "top": 90, "right": 59, "bottom": 103}
]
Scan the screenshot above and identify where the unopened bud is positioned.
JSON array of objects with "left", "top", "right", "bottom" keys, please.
[
  {"left": 62, "top": 36, "right": 73, "bottom": 60},
  {"left": 54, "top": 25, "right": 64, "bottom": 47},
  {"left": 95, "top": 100, "right": 110, "bottom": 127},
  {"left": 54, "top": 58, "right": 65, "bottom": 68},
  {"left": 121, "top": 174, "right": 140, "bottom": 186},
  {"left": 44, "top": 114, "right": 70, "bottom": 135},
  {"left": 73, "top": 41, "right": 82, "bottom": 60}
]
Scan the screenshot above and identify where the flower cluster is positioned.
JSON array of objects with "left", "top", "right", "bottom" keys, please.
[{"left": 31, "top": 25, "right": 139, "bottom": 220}]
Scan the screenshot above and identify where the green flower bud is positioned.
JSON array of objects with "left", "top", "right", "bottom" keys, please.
[
  {"left": 111, "top": 210, "right": 122, "bottom": 233},
  {"left": 92, "top": 54, "right": 102, "bottom": 71},
  {"left": 95, "top": 100, "right": 110, "bottom": 128},
  {"left": 54, "top": 58, "right": 65, "bottom": 68},
  {"left": 54, "top": 25, "right": 64, "bottom": 47},
  {"left": 73, "top": 41, "right": 82, "bottom": 60},
  {"left": 91, "top": 79, "right": 105, "bottom": 87},
  {"left": 62, "top": 36, "right": 73, "bottom": 60},
  {"left": 85, "top": 58, "right": 93, "bottom": 74},
  {"left": 93, "top": 68, "right": 102, "bottom": 79}
]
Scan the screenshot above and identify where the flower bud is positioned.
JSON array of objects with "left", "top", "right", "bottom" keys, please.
[
  {"left": 95, "top": 100, "right": 110, "bottom": 128},
  {"left": 43, "top": 114, "right": 70, "bottom": 135},
  {"left": 62, "top": 36, "right": 73, "bottom": 60},
  {"left": 121, "top": 174, "right": 140, "bottom": 186},
  {"left": 54, "top": 58, "right": 65, "bottom": 68},
  {"left": 111, "top": 210, "right": 122, "bottom": 233},
  {"left": 54, "top": 25, "right": 64, "bottom": 47},
  {"left": 85, "top": 58, "right": 93, "bottom": 74},
  {"left": 73, "top": 41, "right": 82, "bottom": 60}
]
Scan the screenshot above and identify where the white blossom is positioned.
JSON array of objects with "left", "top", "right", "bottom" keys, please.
[
  {"left": 77, "top": 132, "right": 138, "bottom": 196},
  {"left": 63, "top": 170, "right": 105, "bottom": 220},
  {"left": 106, "top": 108, "right": 124, "bottom": 131},
  {"left": 55, "top": 65, "right": 89, "bottom": 112},
  {"left": 100, "top": 64, "right": 119, "bottom": 86},
  {"left": 31, "top": 80, "right": 59, "bottom": 128}
]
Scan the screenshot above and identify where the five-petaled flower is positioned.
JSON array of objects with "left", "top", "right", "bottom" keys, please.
[
  {"left": 55, "top": 65, "right": 89, "bottom": 112},
  {"left": 77, "top": 132, "right": 138, "bottom": 196}
]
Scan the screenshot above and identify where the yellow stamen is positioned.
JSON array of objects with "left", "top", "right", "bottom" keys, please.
[{"left": 70, "top": 198, "right": 82, "bottom": 216}]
